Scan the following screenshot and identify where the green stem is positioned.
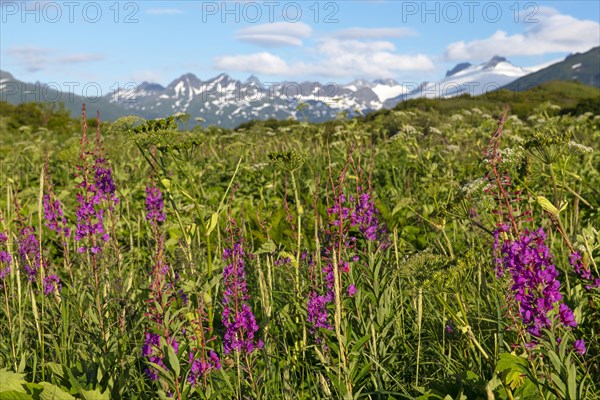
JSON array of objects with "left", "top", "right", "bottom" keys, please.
[
  {"left": 289, "top": 171, "right": 302, "bottom": 298},
  {"left": 415, "top": 288, "right": 422, "bottom": 387},
  {"left": 3, "top": 284, "right": 17, "bottom": 371},
  {"left": 332, "top": 249, "right": 352, "bottom": 396},
  {"left": 548, "top": 164, "right": 560, "bottom": 207}
]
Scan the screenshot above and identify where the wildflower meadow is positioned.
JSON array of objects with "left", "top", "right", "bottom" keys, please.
[{"left": 0, "top": 99, "right": 599, "bottom": 399}]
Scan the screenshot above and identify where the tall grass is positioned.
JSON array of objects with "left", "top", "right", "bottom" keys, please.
[{"left": 0, "top": 103, "right": 598, "bottom": 399}]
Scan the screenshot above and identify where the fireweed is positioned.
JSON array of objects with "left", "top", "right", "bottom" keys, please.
[
  {"left": 186, "top": 301, "right": 222, "bottom": 387},
  {"left": 307, "top": 184, "right": 388, "bottom": 341},
  {"left": 43, "top": 165, "right": 72, "bottom": 285},
  {"left": 494, "top": 227, "right": 578, "bottom": 341},
  {"left": 74, "top": 106, "right": 119, "bottom": 254},
  {"left": 142, "top": 183, "right": 179, "bottom": 382},
  {"left": 483, "top": 111, "right": 532, "bottom": 236},
  {"left": 485, "top": 111, "right": 584, "bottom": 353},
  {"left": 569, "top": 251, "right": 600, "bottom": 290},
  {"left": 43, "top": 194, "right": 71, "bottom": 239},
  {"left": 145, "top": 186, "right": 166, "bottom": 223},
  {"left": 221, "top": 217, "right": 262, "bottom": 355},
  {"left": 17, "top": 226, "right": 41, "bottom": 282},
  {"left": 0, "top": 232, "right": 11, "bottom": 288}
]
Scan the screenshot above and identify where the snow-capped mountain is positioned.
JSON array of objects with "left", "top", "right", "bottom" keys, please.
[
  {"left": 383, "top": 56, "right": 553, "bottom": 108},
  {"left": 502, "top": 46, "right": 599, "bottom": 91},
  {"left": 103, "top": 73, "right": 408, "bottom": 127}
]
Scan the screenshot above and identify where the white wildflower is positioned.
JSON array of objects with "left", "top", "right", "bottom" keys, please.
[{"left": 568, "top": 141, "right": 593, "bottom": 154}]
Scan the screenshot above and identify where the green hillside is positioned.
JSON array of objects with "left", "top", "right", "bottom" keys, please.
[{"left": 503, "top": 46, "right": 600, "bottom": 91}]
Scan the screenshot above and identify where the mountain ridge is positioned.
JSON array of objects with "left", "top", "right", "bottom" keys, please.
[
  {"left": 2, "top": 48, "right": 599, "bottom": 128},
  {"left": 501, "top": 46, "right": 600, "bottom": 91}
]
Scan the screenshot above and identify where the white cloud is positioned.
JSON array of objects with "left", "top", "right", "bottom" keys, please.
[
  {"left": 312, "top": 39, "right": 434, "bottom": 78},
  {"left": 7, "top": 46, "right": 48, "bottom": 72},
  {"left": 332, "top": 27, "right": 417, "bottom": 39},
  {"left": 58, "top": 54, "right": 104, "bottom": 64},
  {"left": 215, "top": 52, "right": 292, "bottom": 75},
  {"left": 7, "top": 46, "right": 103, "bottom": 72},
  {"left": 445, "top": 9, "right": 600, "bottom": 61},
  {"left": 146, "top": 8, "right": 183, "bottom": 15},
  {"left": 236, "top": 22, "right": 312, "bottom": 47},
  {"left": 213, "top": 39, "right": 434, "bottom": 79}
]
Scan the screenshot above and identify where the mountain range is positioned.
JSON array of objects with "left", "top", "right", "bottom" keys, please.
[{"left": 1, "top": 46, "right": 598, "bottom": 128}]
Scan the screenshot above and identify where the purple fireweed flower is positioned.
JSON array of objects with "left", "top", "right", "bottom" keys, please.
[
  {"left": 142, "top": 332, "right": 178, "bottom": 381},
  {"left": 494, "top": 227, "right": 576, "bottom": 337},
  {"left": 307, "top": 187, "right": 388, "bottom": 340},
  {"left": 145, "top": 186, "right": 166, "bottom": 223},
  {"left": 0, "top": 265, "right": 9, "bottom": 283},
  {"left": 347, "top": 284, "right": 357, "bottom": 297},
  {"left": 0, "top": 232, "right": 10, "bottom": 287},
  {"left": 187, "top": 350, "right": 221, "bottom": 386},
  {"left": 574, "top": 339, "right": 586, "bottom": 355},
  {"left": 558, "top": 303, "right": 577, "bottom": 328},
  {"left": 93, "top": 158, "right": 119, "bottom": 208},
  {"left": 18, "top": 227, "right": 41, "bottom": 282},
  {"left": 569, "top": 251, "right": 600, "bottom": 288},
  {"left": 446, "top": 319, "right": 454, "bottom": 334},
  {"left": 43, "top": 274, "right": 61, "bottom": 295},
  {"left": 307, "top": 292, "right": 333, "bottom": 333},
  {"left": 221, "top": 240, "right": 263, "bottom": 354},
  {"left": 43, "top": 194, "right": 71, "bottom": 238},
  {"left": 327, "top": 189, "right": 387, "bottom": 243},
  {"left": 75, "top": 191, "right": 108, "bottom": 254},
  {"left": 74, "top": 145, "right": 118, "bottom": 254},
  {"left": 274, "top": 257, "right": 291, "bottom": 267}
]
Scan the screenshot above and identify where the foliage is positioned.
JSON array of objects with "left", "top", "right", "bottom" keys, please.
[{"left": 0, "top": 96, "right": 599, "bottom": 399}]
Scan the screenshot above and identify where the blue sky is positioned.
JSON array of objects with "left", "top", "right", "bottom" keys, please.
[{"left": 1, "top": 1, "right": 599, "bottom": 93}]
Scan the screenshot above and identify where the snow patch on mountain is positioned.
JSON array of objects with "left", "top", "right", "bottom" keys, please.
[{"left": 383, "top": 56, "right": 556, "bottom": 107}]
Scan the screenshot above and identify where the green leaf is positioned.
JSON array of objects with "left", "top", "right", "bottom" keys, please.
[
  {"left": 486, "top": 375, "right": 502, "bottom": 393},
  {"left": 205, "top": 212, "right": 219, "bottom": 237},
  {"left": 506, "top": 370, "right": 524, "bottom": 390},
  {"left": 0, "top": 392, "right": 33, "bottom": 400},
  {"left": 537, "top": 196, "right": 560, "bottom": 217},
  {"left": 166, "top": 344, "right": 180, "bottom": 378},
  {"left": 350, "top": 334, "right": 371, "bottom": 355},
  {"left": 80, "top": 387, "right": 110, "bottom": 400},
  {"left": 551, "top": 373, "right": 566, "bottom": 397},
  {"left": 38, "top": 382, "right": 76, "bottom": 400},
  {"left": 254, "top": 240, "right": 276, "bottom": 255},
  {"left": 547, "top": 350, "right": 562, "bottom": 372},
  {"left": 0, "top": 369, "right": 27, "bottom": 393},
  {"left": 495, "top": 353, "right": 528, "bottom": 373},
  {"left": 567, "top": 358, "right": 577, "bottom": 400},
  {"left": 44, "top": 363, "right": 64, "bottom": 381}
]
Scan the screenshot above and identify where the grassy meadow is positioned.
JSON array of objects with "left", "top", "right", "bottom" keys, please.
[{"left": 0, "top": 83, "right": 599, "bottom": 399}]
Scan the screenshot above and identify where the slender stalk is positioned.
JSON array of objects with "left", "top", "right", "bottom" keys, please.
[
  {"left": 3, "top": 283, "right": 18, "bottom": 371},
  {"left": 37, "top": 166, "right": 46, "bottom": 380},
  {"left": 548, "top": 164, "right": 560, "bottom": 207},
  {"left": 415, "top": 288, "right": 422, "bottom": 387},
  {"left": 332, "top": 249, "right": 351, "bottom": 396},
  {"left": 289, "top": 170, "right": 302, "bottom": 298}
]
